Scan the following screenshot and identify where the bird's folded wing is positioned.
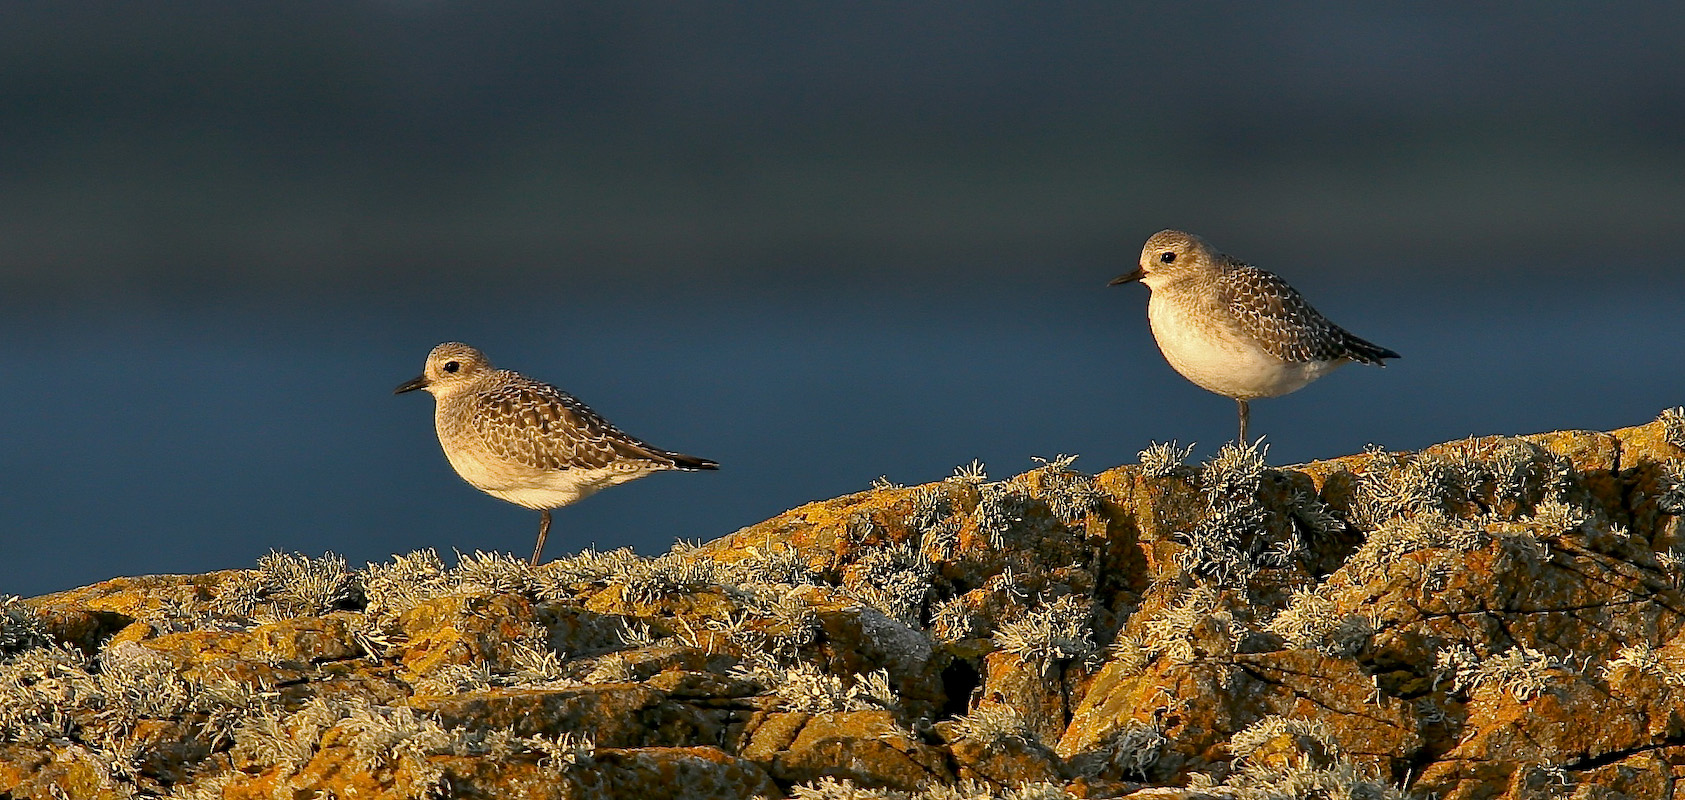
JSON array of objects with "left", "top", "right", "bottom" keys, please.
[
  {"left": 1218, "top": 264, "right": 1354, "bottom": 363},
  {"left": 471, "top": 382, "right": 661, "bottom": 471}
]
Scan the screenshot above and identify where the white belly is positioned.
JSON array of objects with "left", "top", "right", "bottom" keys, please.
[
  {"left": 442, "top": 446, "right": 656, "bottom": 510},
  {"left": 1147, "top": 295, "right": 1343, "bottom": 400}
]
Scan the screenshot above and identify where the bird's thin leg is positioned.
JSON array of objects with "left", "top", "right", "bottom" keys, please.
[
  {"left": 531, "top": 510, "right": 552, "bottom": 567},
  {"left": 1238, "top": 399, "right": 1250, "bottom": 444}
]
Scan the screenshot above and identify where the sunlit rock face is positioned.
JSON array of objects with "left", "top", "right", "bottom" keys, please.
[{"left": 6, "top": 410, "right": 1685, "bottom": 799}]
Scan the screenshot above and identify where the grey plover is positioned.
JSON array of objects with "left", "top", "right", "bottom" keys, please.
[
  {"left": 1110, "top": 230, "right": 1399, "bottom": 442},
  {"left": 396, "top": 342, "right": 718, "bottom": 565}
]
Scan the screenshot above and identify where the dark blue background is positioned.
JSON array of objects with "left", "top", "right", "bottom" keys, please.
[{"left": 3, "top": 3, "right": 1682, "bottom": 595}]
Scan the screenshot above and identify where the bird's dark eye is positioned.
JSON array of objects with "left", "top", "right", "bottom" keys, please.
[
  {"left": 443, "top": 361, "right": 460, "bottom": 373},
  {"left": 1160, "top": 251, "right": 1177, "bottom": 263}
]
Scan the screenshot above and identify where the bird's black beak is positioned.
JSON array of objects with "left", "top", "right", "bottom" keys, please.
[
  {"left": 1108, "top": 267, "right": 1147, "bottom": 286},
  {"left": 394, "top": 375, "right": 429, "bottom": 395}
]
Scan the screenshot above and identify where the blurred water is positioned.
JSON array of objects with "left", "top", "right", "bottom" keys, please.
[{"left": 4, "top": 268, "right": 1681, "bottom": 597}]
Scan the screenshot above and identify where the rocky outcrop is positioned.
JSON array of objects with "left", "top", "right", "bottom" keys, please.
[{"left": 5, "top": 410, "right": 1685, "bottom": 799}]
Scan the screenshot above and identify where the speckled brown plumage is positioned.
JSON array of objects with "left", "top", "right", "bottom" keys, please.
[
  {"left": 1215, "top": 258, "right": 1398, "bottom": 366},
  {"left": 396, "top": 342, "right": 717, "bottom": 565},
  {"left": 467, "top": 378, "right": 708, "bottom": 473}
]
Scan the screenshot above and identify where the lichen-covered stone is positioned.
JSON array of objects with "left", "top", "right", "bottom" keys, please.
[{"left": 6, "top": 416, "right": 1685, "bottom": 799}]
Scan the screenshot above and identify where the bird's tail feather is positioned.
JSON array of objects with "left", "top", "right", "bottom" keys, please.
[
  {"left": 666, "top": 452, "right": 720, "bottom": 471},
  {"left": 1345, "top": 335, "right": 1401, "bottom": 365}
]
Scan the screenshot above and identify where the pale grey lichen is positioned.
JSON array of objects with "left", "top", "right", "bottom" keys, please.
[
  {"left": 1345, "top": 511, "right": 1485, "bottom": 583},
  {"left": 1030, "top": 453, "right": 1079, "bottom": 472},
  {"left": 191, "top": 670, "right": 281, "bottom": 749},
  {"left": 1212, "top": 715, "right": 1410, "bottom": 800},
  {"left": 1106, "top": 632, "right": 1149, "bottom": 676},
  {"left": 929, "top": 595, "right": 980, "bottom": 644},
  {"left": 36, "top": 743, "right": 137, "bottom": 798},
  {"left": 847, "top": 668, "right": 900, "bottom": 712},
  {"left": 1265, "top": 589, "right": 1376, "bottom": 658},
  {"left": 791, "top": 776, "right": 904, "bottom": 799},
  {"left": 1658, "top": 547, "right": 1685, "bottom": 588},
  {"left": 1485, "top": 518, "right": 1552, "bottom": 567},
  {"left": 1436, "top": 643, "right": 1564, "bottom": 702},
  {"left": 947, "top": 703, "right": 1039, "bottom": 750},
  {"left": 1349, "top": 447, "right": 1465, "bottom": 528},
  {"left": 1138, "top": 440, "right": 1196, "bottom": 479},
  {"left": 526, "top": 731, "right": 596, "bottom": 771},
  {"left": 1289, "top": 489, "right": 1344, "bottom": 541},
  {"left": 973, "top": 482, "right": 1034, "bottom": 548},
  {"left": 992, "top": 594, "right": 1097, "bottom": 675},
  {"left": 361, "top": 548, "right": 454, "bottom": 621},
  {"left": 1657, "top": 462, "right": 1685, "bottom": 517},
  {"left": 987, "top": 563, "right": 1031, "bottom": 603},
  {"left": 1069, "top": 718, "right": 1166, "bottom": 780},
  {"left": 1172, "top": 439, "right": 1292, "bottom": 586},
  {"left": 1, "top": 635, "right": 289, "bottom": 782},
  {"left": 231, "top": 695, "right": 589, "bottom": 787},
  {"left": 502, "top": 639, "right": 574, "bottom": 688},
  {"left": 918, "top": 516, "right": 963, "bottom": 563},
  {"left": 0, "top": 644, "right": 99, "bottom": 744},
  {"left": 582, "top": 651, "right": 639, "bottom": 684},
  {"left": 1203, "top": 440, "right": 1268, "bottom": 500},
  {"left": 409, "top": 627, "right": 575, "bottom": 694},
  {"left": 1225, "top": 758, "right": 1409, "bottom": 800},
  {"left": 97, "top": 642, "right": 192, "bottom": 727},
  {"left": 614, "top": 618, "right": 660, "bottom": 649},
  {"left": 724, "top": 544, "right": 819, "bottom": 589},
  {"left": 536, "top": 546, "right": 642, "bottom": 595},
  {"left": 616, "top": 548, "right": 725, "bottom": 606},
  {"left": 1415, "top": 696, "right": 1449, "bottom": 726},
  {"left": 1485, "top": 438, "right": 1539, "bottom": 497},
  {"left": 843, "top": 541, "right": 933, "bottom": 626},
  {"left": 451, "top": 549, "right": 536, "bottom": 595},
  {"left": 907, "top": 484, "right": 956, "bottom": 532},
  {"left": 1659, "top": 406, "right": 1685, "bottom": 452},
  {"left": 251, "top": 550, "right": 361, "bottom": 619},
  {"left": 1527, "top": 498, "right": 1589, "bottom": 537},
  {"left": 949, "top": 459, "right": 989, "bottom": 484},
  {"left": 1036, "top": 461, "right": 1102, "bottom": 526},
  {"left": 0, "top": 595, "right": 48, "bottom": 654},
  {"left": 1601, "top": 643, "right": 1685, "bottom": 688},
  {"left": 1229, "top": 715, "right": 1338, "bottom": 764},
  {"left": 1174, "top": 515, "right": 1261, "bottom": 587},
  {"left": 1138, "top": 585, "right": 1236, "bottom": 665},
  {"left": 733, "top": 591, "right": 820, "bottom": 657},
  {"left": 738, "top": 662, "right": 900, "bottom": 714},
  {"left": 792, "top": 777, "right": 1079, "bottom": 800},
  {"left": 844, "top": 512, "right": 879, "bottom": 545}
]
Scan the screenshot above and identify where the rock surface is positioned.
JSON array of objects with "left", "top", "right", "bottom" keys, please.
[{"left": 5, "top": 410, "right": 1685, "bottom": 799}]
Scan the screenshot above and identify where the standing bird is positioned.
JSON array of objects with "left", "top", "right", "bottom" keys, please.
[
  {"left": 396, "top": 342, "right": 718, "bottom": 565},
  {"left": 1109, "top": 230, "right": 1399, "bottom": 442}
]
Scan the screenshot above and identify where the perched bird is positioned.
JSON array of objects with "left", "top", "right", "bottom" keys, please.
[
  {"left": 1110, "top": 230, "right": 1399, "bottom": 442},
  {"left": 396, "top": 342, "right": 718, "bottom": 565}
]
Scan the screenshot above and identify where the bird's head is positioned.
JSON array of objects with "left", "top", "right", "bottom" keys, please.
[
  {"left": 1110, "top": 229, "right": 1217, "bottom": 290},
  {"left": 395, "top": 342, "right": 494, "bottom": 398}
]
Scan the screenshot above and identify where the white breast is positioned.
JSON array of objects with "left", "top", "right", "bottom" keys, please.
[{"left": 1147, "top": 293, "right": 1342, "bottom": 400}]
